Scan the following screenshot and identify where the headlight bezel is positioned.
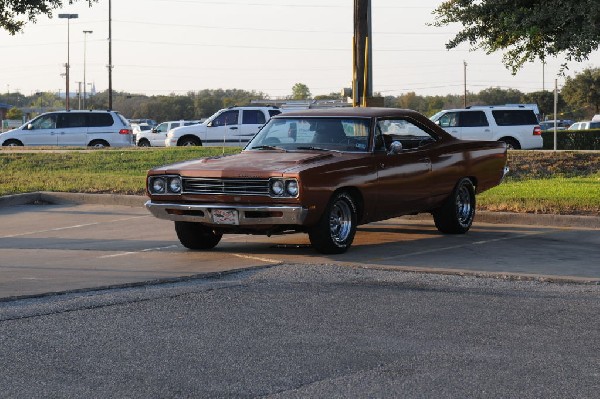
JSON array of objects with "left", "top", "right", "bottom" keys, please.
[
  {"left": 148, "top": 175, "right": 182, "bottom": 195},
  {"left": 269, "top": 178, "right": 299, "bottom": 198}
]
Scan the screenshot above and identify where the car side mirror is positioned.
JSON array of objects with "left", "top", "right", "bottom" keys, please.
[
  {"left": 151, "top": 128, "right": 157, "bottom": 133},
  {"left": 389, "top": 141, "right": 403, "bottom": 154},
  {"left": 27, "top": 123, "right": 33, "bottom": 130}
]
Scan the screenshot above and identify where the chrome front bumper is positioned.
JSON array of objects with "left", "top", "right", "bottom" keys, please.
[{"left": 145, "top": 201, "right": 308, "bottom": 225}]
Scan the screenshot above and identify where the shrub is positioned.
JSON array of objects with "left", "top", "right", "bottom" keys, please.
[{"left": 542, "top": 129, "right": 600, "bottom": 150}]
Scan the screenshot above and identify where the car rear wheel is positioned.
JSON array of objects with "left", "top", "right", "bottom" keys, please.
[
  {"left": 499, "top": 137, "right": 520, "bottom": 150},
  {"left": 308, "top": 192, "right": 357, "bottom": 254},
  {"left": 178, "top": 136, "right": 201, "bottom": 146},
  {"left": 175, "top": 221, "right": 222, "bottom": 250},
  {"left": 2, "top": 139, "right": 23, "bottom": 146},
  {"left": 433, "top": 178, "right": 475, "bottom": 234},
  {"left": 88, "top": 140, "right": 110, "bottom": 148}
]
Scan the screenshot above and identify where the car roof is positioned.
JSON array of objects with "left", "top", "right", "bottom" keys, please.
[{"left": 275, "top": 107, "right": 425, "bottom": 119}]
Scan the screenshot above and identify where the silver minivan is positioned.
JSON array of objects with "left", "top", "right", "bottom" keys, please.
[{"left": 0, "top": 110, "right": 133, "bottom": 147}]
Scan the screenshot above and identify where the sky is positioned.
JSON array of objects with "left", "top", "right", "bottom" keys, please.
[{"left": 2, "top": 0, "right": 600, "bottom": 99}]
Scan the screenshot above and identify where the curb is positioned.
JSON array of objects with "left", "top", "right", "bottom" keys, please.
[{"left": 1, "top": 192, "right": 599, "bottom": 229}]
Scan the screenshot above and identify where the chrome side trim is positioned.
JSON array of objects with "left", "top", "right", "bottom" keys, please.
[{"left": 145, "top": 201, "right": 308, "bottom": 225}]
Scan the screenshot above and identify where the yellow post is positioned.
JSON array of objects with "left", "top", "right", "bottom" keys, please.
[
  {"left": 362, "top": 37, "right": 369, "bottom": 107},
  {"left": 352, "top": 36, "right": 358, "bottom": 107}
]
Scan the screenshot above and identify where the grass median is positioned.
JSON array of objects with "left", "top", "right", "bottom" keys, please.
[{"left": 0, "top": 148, "right": 598, "bottom": 216}]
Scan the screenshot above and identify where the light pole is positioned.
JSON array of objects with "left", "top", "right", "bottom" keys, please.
[
  {"left": 108, "top": 0, "right": 113, "bottom": 109},
  {"left": 83, "top": 30, "right": 93, "bottom": 109},
  {"left": 58, "top": 13, "right": 78, "bottom": 111}
]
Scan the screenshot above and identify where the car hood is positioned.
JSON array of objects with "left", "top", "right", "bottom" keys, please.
[{"left": 151, "top": 150, "right": 346, "bottom": 178}]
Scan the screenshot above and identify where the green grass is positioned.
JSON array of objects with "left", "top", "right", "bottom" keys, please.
[
  {"left": 1, "top": 148, "right": 599, "bottom": 216},
  {"left": 479, "top": 175, "right": 600, "bottom": 215},
  {"left": 0, "top": 147, "right": 240, "bottom": 196}
]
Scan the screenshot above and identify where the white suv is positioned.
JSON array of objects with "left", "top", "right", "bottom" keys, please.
[
  {"left": 0, "top": 110, "right": 133, "bottom": 147},
  {"left": 430, "top": 106, "right": 542, "bottom": 149},
  {"left": 136, "top": 120, "right": 201, "bottom": 147},
  {"left": 165, "top": 106, "right": 281, "bottom": 147}
]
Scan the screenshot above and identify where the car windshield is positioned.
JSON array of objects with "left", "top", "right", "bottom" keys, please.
[{"left": 246, "top": 117, "right": 371, "bottom": 152}]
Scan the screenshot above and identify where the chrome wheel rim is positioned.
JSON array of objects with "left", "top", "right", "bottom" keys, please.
[
  {"left": 329, "top": 199, "right": 352, "bottom": 243},
  {"left": 456, "top": 185, "right": 473, "bottom": 227}
]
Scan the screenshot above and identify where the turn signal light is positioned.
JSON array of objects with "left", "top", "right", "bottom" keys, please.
[{"left": 533, "top": 126, "right": 542, "bottom": 135}]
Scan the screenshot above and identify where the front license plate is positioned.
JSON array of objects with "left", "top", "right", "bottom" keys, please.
[{"left": 211, "top": 209, "right": 239, "bottom": 225}]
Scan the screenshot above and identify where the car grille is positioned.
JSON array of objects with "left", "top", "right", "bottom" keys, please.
[{"left": 182, "top": 177, "right": 270, "bottom": 196}]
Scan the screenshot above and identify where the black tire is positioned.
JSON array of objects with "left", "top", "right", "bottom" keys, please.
[
  {"left": 433, "top": 178, "right": 476, "bottom": 234},
  {"left": 88, "top": 140, "right": 110, "bottom": 148},
  {"left": 178, "top": 136, "right": 201, "bottom": 146},
  {"left": 137, "top": 138, "right": 151, "bottom": 147},
  {"left": 2, "top": 139, "right": 23, "bottom": 146},
  {"left": 499, "top": 137, "right": 520, "bottom": 150},
  {"left": 308, "top": 192, "right": 357, "bottom": 254},
  {"left": 175, "top": 221, "right": 222, "bottom": 250}
]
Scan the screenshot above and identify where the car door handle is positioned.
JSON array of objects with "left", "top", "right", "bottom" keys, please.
[{"left": 229, "top": 127, "right": 238, "bottom": 130}]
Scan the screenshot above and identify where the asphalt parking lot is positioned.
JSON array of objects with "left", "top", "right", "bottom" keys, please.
[
  {"left": 1, "top": 193, "right": 598, "bottom": 300},
  {"left": 1, "top": 193, "right": 599, "bottom": 397}
]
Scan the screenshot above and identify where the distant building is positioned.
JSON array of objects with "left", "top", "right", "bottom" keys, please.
[{"left": 0, "top": 102, "right": 13, "bottom": 120}]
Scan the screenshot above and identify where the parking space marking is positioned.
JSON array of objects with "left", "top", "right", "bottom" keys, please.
[
  {"left": 0, "top": 216, "right": 148, "bottom": 239},
  {"left": 98, "top": 245, "right": 179, "bottom": 259},
  {"left": 370, "top": 229, "right": 559, "bottom": 261},
  {"left": 232, "top": 254, "right": 282, "bottom": 264}
]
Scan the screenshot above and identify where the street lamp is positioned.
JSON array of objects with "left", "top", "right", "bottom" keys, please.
[
  {"left": 58, "top": 13, "right": 78, "bottom": 111},
  {"left": 83, "top": 30, "right": 93, "bottom": 109}
]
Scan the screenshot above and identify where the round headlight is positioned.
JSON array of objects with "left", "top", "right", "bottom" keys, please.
[
  {"left": 286, "top": 180, "right": 298, "bottom": 197},
  {"left": 271, "top": 179, "right": 284, "bottom": 196},
  {"left": 151, "top": 177, "right": 166, "bottom": 194},
  {"left": 169, "top": 177, "right": 182, "bottom": 193}
]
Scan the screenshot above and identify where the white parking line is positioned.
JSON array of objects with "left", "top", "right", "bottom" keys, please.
[
  {"left": 0, "top": 216, "right": 148, "bottom": 239},
  {"left": 99, "top": 245, "right": 179, "bottom": 259},
  {"left": 372, "top": 229, "right": 558, "bottom": 261}
]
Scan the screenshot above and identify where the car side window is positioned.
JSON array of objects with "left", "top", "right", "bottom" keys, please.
[
  {"left": 57, "top": 113, "right": 86, "bottom": 128},
  {"left": 459, "top": 111, "right": 488, "bottom": 127},
  {"left": 438, "top": 112, "right": 458, "bottom": 128},
  {"left": 30, "top": 114, "right": 57, "bottom": 129},
  {"left": 492, "top": 110, "right": 538, "bottom": 126},
  {"left": 212, "top": 110, "right": 239, "bottom": 126},
  {"left": 242, "top": 110, "right": 266, "bottom": 125},
  {"left": 88, "top": 114, "right": 114, "bottom": 127},
  {"left": 376, "top": 119, "right": 436, "bottom": 151},
  {"left": 171, "top": 123, "right": 180, "bottom": 129},
  {"left": 156, "top": 123, "right": 168, "bottom": 133}
]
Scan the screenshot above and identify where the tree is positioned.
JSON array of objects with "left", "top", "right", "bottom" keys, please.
[
  {"left": 291, "top": 83, "right": 311, "bottom": 100},
  {"left": 477, "top": 87, "right": 523, "bottom": 106},
  {"left": 561, "top": 67, "right": 600, "bottom": 116},
  {"left": 432, "top": 0, "right": 600, "bottom": 74},
  {"left": 5, "top": 107, "right": 23, "bottom": 120},
  {"left": 1, "top": 1, "right": 96, "bottom": 34},
  {"left": 520, "top": 91, "right": 566, "bottom": 120}
]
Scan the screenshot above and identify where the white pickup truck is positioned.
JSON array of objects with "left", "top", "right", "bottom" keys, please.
[{"left": 165, "top": 106, "right": 281, "bottom": 147}]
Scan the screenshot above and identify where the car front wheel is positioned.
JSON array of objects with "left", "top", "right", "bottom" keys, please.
[
  {"left": 433, "top": 178, "right": 475, "bottom": 234},
  {"left": 175, "top": 221, "right": 222, "bottom": 250},
  {"left": 309, "top": 192, "right": 357, "bottom": 254}
]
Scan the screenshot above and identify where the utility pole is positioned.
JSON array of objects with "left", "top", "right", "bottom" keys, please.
[
  {"left": 353, "top": 0, "right": 371, "bottom": 107},
  {"left": 463, "top": 61, "right": 468, "bottom": 108},
  {"left": 108, "top": 0, "right": 113, "bottom": 110}
]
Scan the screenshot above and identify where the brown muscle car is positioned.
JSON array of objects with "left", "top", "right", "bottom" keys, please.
[{"left": 146, "top": 107, "right": 508, "bottom": 254}]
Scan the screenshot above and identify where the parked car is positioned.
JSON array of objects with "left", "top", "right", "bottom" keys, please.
[
  {"left": 165, "top": 106, "right": 281, "bottom": 147},
  {"left": 0, "top": 110, "right": 133, "bottom": 147},
  {"left": 131, "top": 122, "right": 152, "bottom": 142},
  {"left": 539, "top": 120, "right": 573, "bottom": 131},
  {"left": 146, "top": 107, "right": 508, "bottom": 254},
  {"left": 567, "top": 121, "right": 600, "bottom": 130},
  {"left": 430, "top": 105, "right": 542, "bottom": 149},
  {"left": 128, "top": 118, "right": 157, "bottom": 127},
  {"left": 137, "top": 120, "right": 202, "bottom": 147}
]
